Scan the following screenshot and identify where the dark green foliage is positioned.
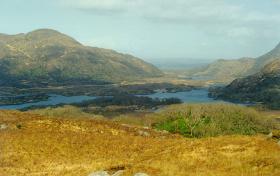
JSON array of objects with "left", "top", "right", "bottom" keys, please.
[{"left": 74, "top": 94, "right": 182, "bottom": 108}]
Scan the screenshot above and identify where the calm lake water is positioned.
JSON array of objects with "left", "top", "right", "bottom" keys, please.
[
  {"left": 0, "top": 89, "right": 223, "bottom": 110},
  {"left": 0, "top": 94, "right": 98, "bottom": 110}
]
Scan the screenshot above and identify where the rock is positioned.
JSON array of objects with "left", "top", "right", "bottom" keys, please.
[
  {"left": 267, "top": 132, "right": 273, "bottom": 139},
  {"left": 137, "top": 130, "right": 150, "bottom": 137},
  {"left": 0, "top": 124, "right": 7, "bottom": 130},
  {"left": 134, "top": 173, "right": 149, "bottom": 176},
  {"left": 88, "top": 171, "right": 110, "bottom": 176},
  {"left": 278, "top": 141, "right": 280, "bottom": 146},
  {"left": 111, "top": 170, "right": 124, "bottom": 176},
  {"left": 271, "top": 130, "right": 280, "bottom": 139},
  {"left": 161, "top": 130, "right": 169, "bottom": 134}
]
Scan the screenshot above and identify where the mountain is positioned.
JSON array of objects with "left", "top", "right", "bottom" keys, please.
[
  {"left": 249, "top": 42, "right": 280, "bottom": 74},
  {"left": 0, "top": 29, "right": 163, "bottom": 87},
  {"left": 189, "top": 58, "right": 255, "bottom": 83},
  {"left": 210, "top": 59, "right": 280, "bottom": 109},
  {"left": 185, "top": 42, "right": 280, "bottom": 83}
]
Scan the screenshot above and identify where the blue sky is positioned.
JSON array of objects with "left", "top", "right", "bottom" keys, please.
[{"left": 1, "top": 0, "right": 280, "bottom": 65}]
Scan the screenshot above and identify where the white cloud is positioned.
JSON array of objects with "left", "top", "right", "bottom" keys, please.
[
  {"left": 59, "top": 0, "right": 280, "bottom": 58},
  {"left": 61, "top": 0, "right": 280, "bottom": 23},
  {"left": 60, "top": 0, "right": 280, "bottom": 35},
  {"left": 62, "top": 0, "right": 241, "bottom": 21}
]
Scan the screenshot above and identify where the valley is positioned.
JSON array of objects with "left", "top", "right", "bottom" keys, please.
[{"left": 1, "top": 27, "right": 280, "bottom": 176}]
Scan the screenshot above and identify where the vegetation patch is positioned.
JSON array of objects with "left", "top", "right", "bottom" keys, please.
[
  {"left": 151, "top": 104, "right": 273, "bottom": 137},
  {"left": 1, "top": 110, "right": 280, "bottom": 176}
]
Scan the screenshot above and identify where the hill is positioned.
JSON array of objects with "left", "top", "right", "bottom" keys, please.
[
  {"left": 0, "top": 29, "right": 163, "bottom": 87},
  {"left": 189, "top": 58, "right": 255, "bottom": 83},
  {"left": 250, "top": 42, "right": 280, "bottom": 74},
  {"left": 210, "top": 59, "right": 280, "bottom": 109},
  {"left": 1, "top": 110, "right": 280, "bottom": 176},
  {"left": 184, "top": 42, "right": 280, "bottom": 83}
]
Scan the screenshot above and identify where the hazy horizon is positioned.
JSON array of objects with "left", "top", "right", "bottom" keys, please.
[{"left": 1, "top": 0, "right": 280, "bottom": 64}]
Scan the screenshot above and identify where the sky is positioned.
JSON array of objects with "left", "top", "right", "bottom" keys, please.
[{"left": 1, "top": 0, "right": 280, "bottom": 65}]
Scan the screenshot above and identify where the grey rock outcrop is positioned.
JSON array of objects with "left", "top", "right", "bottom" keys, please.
[
  {"left": 0, "top": 124, "right": 7, "bottom": 130},
  {"left": 134, "top": 173, "right": 149, "bottom": 176},
  {"left": 88, "top": 171, "right": 110, "bottom": 176}
]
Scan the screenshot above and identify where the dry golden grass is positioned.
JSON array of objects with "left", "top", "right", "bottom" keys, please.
[
  {"left": 1, "top": 110, "right": 280, "bottom": 176},
  {"left": 28, "top": 105, "right": 105, "bottom": 119}
]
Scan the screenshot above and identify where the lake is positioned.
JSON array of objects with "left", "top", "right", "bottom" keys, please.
[{"left": 0, "top": 89, "right": 224, "bottom": 110}]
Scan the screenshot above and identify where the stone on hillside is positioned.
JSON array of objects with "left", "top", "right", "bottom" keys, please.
[
  {"left": 0, "top": 124, "right": 7, "bottom": 130},
  {"left": 267, "top": 132, "right": 273, "bottom": 139},
  {"left": 134, "top": 173, "right": 149, "bottom": 176},
  {"left": 271, "top": 130, "right": 280, "bottom": 139},
  {"left": 88, "top": 171, "right": 110, "bottom": 176},
  {"left": 111, "top": 170, "right": 124, "bottom": 176},
  {"left": 161, "top": 130, "right": 169, "bottom": 134},
  {"left": 137, "top": 130, "right": 150, "bottom": 137}
]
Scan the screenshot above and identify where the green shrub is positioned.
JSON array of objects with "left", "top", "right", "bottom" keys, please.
[{"left": 153, "top": 103, "right": 272, "bottom": 138}]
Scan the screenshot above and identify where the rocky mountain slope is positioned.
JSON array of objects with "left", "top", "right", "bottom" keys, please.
[
  {"left": 210, "top": 59, "right": 280, "bottom": 109},
  {"left": 0, "top": 29, "right": 163, "bottom": 87}
]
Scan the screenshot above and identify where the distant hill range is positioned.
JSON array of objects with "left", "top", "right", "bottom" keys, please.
[
  {"left": 210, "top": 58, "right": 280, "bottom": 109},
  {"left": 0, "top": 29, "right": 162, "bottom": 87},
  {"left": 185, "top": 42, "right": 280, "bottom": 83},
  {"left": 187, "top": 57, "right": 255, "bottom": 83}
]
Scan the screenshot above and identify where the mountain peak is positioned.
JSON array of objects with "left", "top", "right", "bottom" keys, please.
[
  {"left": 25, "top": 28, "right": 81, "bottom": 46},
  {"left": 27, "top": 28, "right": 62, "bottom": 36}
]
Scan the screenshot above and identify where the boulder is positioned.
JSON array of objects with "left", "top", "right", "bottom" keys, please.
[
  {"left": 111, "top": 170, "right": 124, "bottom": 176},
  {"left": 271, "top": 130, "right": 280, "bottom": 139},
  {"left": 0, "top": 124, "right": 7, "bottom": 130},
  {"left": 88, "top": 171, "right": 110, "bottom": 176},
  {"left": 134, "top": 173, "right": 149, "bottom": 176},
  {"left": 137, "top": 130, "right": 150, "bottom": 137}
]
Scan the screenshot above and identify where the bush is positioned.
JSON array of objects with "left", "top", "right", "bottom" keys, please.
[{"left": 152, "top": 104, "right": 272, "bottom": 138}]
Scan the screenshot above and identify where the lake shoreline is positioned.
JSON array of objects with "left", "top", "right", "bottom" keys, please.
[{"left": 0, "top": 89, "right": 220, "bottom": 110}]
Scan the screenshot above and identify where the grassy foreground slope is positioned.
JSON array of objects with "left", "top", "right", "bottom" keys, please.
[{"left": 1, "top": 110, "right": 280, "bottom": 176}]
